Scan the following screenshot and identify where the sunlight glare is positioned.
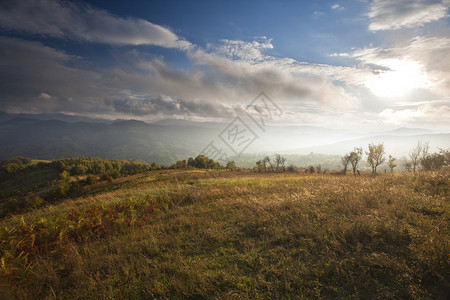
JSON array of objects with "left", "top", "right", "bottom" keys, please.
[{"left": 365, "top": 59, "right": 427, "bottom": 98}]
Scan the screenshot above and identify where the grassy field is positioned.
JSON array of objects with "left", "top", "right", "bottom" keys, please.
[{"left": 0, "top": 170, "right": 449, "bottom": 299}]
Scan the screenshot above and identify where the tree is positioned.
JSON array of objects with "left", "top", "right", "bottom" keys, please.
[
  {"left": 348, "top": 147, "right": 363, "bottom": 175},
  {"left": 187, "top": 157, "right": 195, "bottom": 168},
  {"left": 263, "top": 156, "right": 273, "bottom": 172},
  {"left": 420, "top": 142, "right": 430, "bottom": 170},
  {"left": 388, "top": 155, "right": 397, "bottom": 172},
  {"left": 366, "top": 143, "right": 386, "bottom": 175},
  {"left": 421, "top": 153, "right": 446, "bottom": 171},
  {"left": 316, "top": 164, "right": 321, "bottom": 174},
  {"left": 255, "top": 160, "right": 263, "bottom": 173},
  {"left": 404, "top": 160, "right": 412, "bottom": 172},
  {"left": 171, "top": 159, "right": 186, "bottom": 169},
  {"left": 194, "top": 155, "right": 209, "bottom": 168},
  {"left": 286, "top": 165, "right": 297, "bottom": 172},
  {"left": 409, "top": 141, "right": 429, "bottom": 173},
  {"left": 274, "top": 154, "right": 286, "bottom": 172},
  {"left": 226, "top": 161, "right": 236, "bottom": 171},
  {"left": 341, "top": 154, "right": 350, "bottom": 174},
  {"left": 281, "top": 156, "right": 286, "bottom": 172},
  {"left": 58, "top": 170, "right": 70, "bottom": 181},
  {"left": 440, "top": 148, "right": 450, "bottom": 169}
]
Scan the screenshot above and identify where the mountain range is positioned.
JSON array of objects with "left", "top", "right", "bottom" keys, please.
[{"left": 0, "top": 112, "right": 449, "bottom": 165}]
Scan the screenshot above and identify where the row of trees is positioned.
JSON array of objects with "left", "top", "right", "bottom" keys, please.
[
  {"left": 0, "top": 156, "right": 162, "bottom": 184},
  {"left": 340, "top": 143, "right": 395, "bottom": 175},
  {"left": 170, "top": 155, "right": 240, "bottom": 171},
  {"left": 170, "top": 155, "right": 222, "bottom": 170},
  {"left": 52, "top": 157, "right": 156, "bottom": 177},
  {"left": 255, "top": 154, "right": 287, "bottom": 173},
  {"left": 251, "top": 142, "right": 449, "bottom": 175},
  {"left": 406, "top": 142, "right": 449, "bottom": 172},
  {"left": 340, "top": 141, "right": 450, "bottom": 175},
  {"left": 3, "top": 141, "right": 449, "bottom": 182}
]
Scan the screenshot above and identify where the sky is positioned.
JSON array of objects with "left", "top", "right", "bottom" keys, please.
[{"left": 0, "top": 0, "right": 449, "bottom": 132}]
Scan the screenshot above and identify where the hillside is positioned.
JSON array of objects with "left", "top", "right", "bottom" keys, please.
[{"left": 1, "top": 170, "right": 448, "bottom": 298}]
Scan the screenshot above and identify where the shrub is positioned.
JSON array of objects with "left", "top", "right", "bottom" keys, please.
[{"left": 85, "top": 175, "right": 98, "bottom": 185}]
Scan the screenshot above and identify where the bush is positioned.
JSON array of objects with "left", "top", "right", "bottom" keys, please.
[
  {"left": 25, "top": 195, "right": 44, "bottom": 208},
  {"left": 85, "top": 175, "right": 98, "bottom": 185}
]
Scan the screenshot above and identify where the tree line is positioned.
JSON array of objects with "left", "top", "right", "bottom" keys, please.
[
  {"left": 340, "top": 141, "right": 449, "bottom": 175},
  {"left": 405, "top": 141, "right": 450, "bottom": 172},
  {"left": 250, "top": 142, "right": 450, "bottom": 175}
]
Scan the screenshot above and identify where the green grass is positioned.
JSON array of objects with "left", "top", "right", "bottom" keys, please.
[
  {"left": 0, "top": 168, "right": 59, "bottom": 199},
  {"left": 1, "top": 171, "right": 449, "bottom": 299}
]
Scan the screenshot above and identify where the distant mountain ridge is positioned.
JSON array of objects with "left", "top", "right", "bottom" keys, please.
[
  {"left": 382, "top": 127, "right": 434, "bottom": 136},
  {"left": 287, "top": 133, "right": 450, "bottom": 158},
  {"left": 0, "top": 112, "right": 449, "bottom": 164},
  {"left": 0, "top": 111, "right": 110, "bottom": 124}
]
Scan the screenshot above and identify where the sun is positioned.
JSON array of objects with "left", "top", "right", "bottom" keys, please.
[{"left": 365, "top": 59, "right": 428, "bottom": 98}]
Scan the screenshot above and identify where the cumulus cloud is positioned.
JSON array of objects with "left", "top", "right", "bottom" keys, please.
[
  {"left": 188, "top": 48, "right": 355, "bottom": 109},
  {"left": 368, "top": 0, "right": 449, "bottom": 31},
  {"left": 0, "top": 33, "right": 358, "bottom": 122},
  {"left": 0, "top": 0, "right": 191, "bottom": 49},
  {"left": 208, "top": 37, "right": 274, "bottom": 62}
]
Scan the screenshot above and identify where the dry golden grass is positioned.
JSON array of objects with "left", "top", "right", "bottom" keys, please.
[{"left": 1, "top": 170, "right": 449, "bottom": 299}]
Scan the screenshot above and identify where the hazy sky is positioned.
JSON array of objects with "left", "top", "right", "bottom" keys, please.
[{"left": 0, "top": 0, "right": 449, "bottom": 131}]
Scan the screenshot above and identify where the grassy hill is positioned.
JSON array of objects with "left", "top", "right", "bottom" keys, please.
[{"left": 0, "top": 170, "right": 449, "bottom": 298}]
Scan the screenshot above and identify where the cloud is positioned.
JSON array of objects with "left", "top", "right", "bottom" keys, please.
[
  {"left": 0, "top": 36, "right": 125, "bottom": 114},
  {"left": 368, "top": 0, "right": 449, "bottom": 31},
  {"left": 188, "top": 48, "right": 355, "bottom": 109},
  {"left": 112, "top": 95, "right": 236, "bottom": 118},
  {"left": 0, "top": 34, "right": 357, "bottom": 122},
  {"left": 208, "top": 37, "right": 274, "bottom": 62},
  {"left": 0, "top": 0, "right": 191, "bottom": 49},
  {"left": 379, "top": 103, "right": 450, "bottom": 127},
  {"left": 331, "top": 4, "right": 344, "bottom": 11},
  {"left": 347, "top": 36, "right": 450, "bottom": 95}
]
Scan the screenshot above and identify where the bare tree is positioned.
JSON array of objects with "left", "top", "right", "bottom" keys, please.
[
  {"left": 263, "top": 156, "right": 273, "bottom": 172},
  {"left": 409, "top": 141, "right": 428, "bottom": 173},
  {"left": 421, "top": 142, "right": 429, "bottom": 163},
  {"left": 274, "top": 154, "right": 286, "bottom": 172},
  {"left": 281, "top": 156, "right": 286, "bottom": 172},
  {"left": 404, "top": 161, "right": 412, "bottom": 172},
  {"left": 341, "top": 154, "right": 350, "bottom": 175},
  {"left": 255, "top": 160, "right": 263, "bottom": 173},
  {"left": 388, "top": 155, "right": 397, "bottom": 172},
  {"left": 348, "top": 147, "right": 363, "bottom": 175},
  {"left": 420, "top": 142, "right": 430, "bottom": 171},
  {"left": 366, "top": 143, "right": 386, "bottom": 175}
]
